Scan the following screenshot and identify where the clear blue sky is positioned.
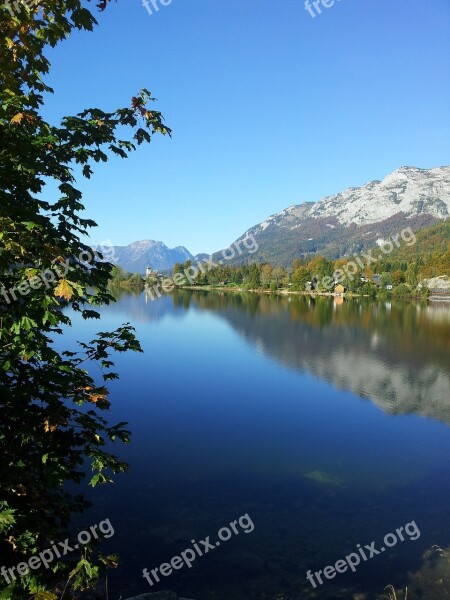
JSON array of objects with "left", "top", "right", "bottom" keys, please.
[{"left": 44, "top": 0, "right": 450, "bottom": 255}]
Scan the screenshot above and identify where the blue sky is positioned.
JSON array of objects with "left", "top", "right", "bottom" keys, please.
[{"left": 44, "top": 0, "right": 450, "bottom": 255}]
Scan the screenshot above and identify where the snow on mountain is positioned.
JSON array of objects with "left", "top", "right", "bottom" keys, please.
[
  {"left": 248, "top": 202, "right": 315, "bottom": 236},
  {"left": 223, "top": 166, "right": 450, "bottom": 266},
  {"left": 112, "top": 240, "right": 194, "bottom": 274},
  {"left": 306, "top": 166, "right": 450, "bottom": 226},
  {"left": 249, "top": 166, "right": 450, "bottom": 236}
]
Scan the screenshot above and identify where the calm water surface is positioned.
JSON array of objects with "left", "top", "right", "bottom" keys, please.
[{"left": 65, "top": 292, "right": 450, "bottom": 599}]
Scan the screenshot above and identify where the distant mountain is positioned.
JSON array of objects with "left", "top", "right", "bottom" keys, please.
[
  {"left": 111, "top": 166, "right": 450, "bottom": 273},
  {"left": 112, "top": 240, "right": 194, "bottom": 274},
  {"left": 216, "top": 166, "right": 450, "bottom": 266}
]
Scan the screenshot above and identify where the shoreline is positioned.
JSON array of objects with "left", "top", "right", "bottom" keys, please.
[{"left": 170, "top": 285, "right": 432, "bottom": 300}]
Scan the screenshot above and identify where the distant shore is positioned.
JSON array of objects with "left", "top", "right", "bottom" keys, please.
[{"left": 171, "top": 284, "right": 432, "bottom": 300}]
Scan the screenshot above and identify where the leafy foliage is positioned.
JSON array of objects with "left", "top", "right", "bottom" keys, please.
[
  {"left": 109, "top": 265, "right": 144, "bottom": 290},
  {"left": 0, "top": 1, "right": 170, "bottom": 597},
  {"left": 376, "top": 219, "right": 450, "bottom": 281}
]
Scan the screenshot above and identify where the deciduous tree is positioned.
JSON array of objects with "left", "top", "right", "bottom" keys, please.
[{"left": 0, "top": 2, "right": 171, "bottom": 597}]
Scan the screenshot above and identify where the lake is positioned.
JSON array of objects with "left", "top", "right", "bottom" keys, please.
[{"left": 65, "top": 291, "right": 450, "bottom": 600}]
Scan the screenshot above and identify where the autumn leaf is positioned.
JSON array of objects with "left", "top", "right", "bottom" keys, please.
[
  {"left": 10, "top": 113, "right": 24, "bottom": 125},
  {"left": 44, "top": 419, "right": 58, "bottom": 433},
  {"left": 88, "top": 387, "right": 108, "bottom": 405},
  {"left": 54, "top": 279, "right": 73, "bottom": 300},
  {"left": 44, "top": 414, "right": 68, "bottom": 432},
  {"left": 10, "top": 113, "right": 36, "bottom": 125}
]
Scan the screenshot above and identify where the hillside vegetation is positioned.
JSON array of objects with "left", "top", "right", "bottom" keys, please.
[
  {"left": 168, "top": 220, "right": 449, "bottom": 296},
  {"left": 376, "top": 219, "right": 450, "bottom": 279}
]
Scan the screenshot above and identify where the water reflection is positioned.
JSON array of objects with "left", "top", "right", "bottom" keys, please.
[
  {"left": 166, "top": 292, "right": 450, "bottom": 426},
  {"left": 84, "top": 291, "right": 450, "bottom": 600}
]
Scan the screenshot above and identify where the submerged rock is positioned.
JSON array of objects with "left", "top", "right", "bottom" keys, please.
[{"left": 304, "top": 469, "right": 343, "bottom": 486}]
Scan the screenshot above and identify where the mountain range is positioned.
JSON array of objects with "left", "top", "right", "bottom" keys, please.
[
  {"left": 218, "top": 165, "right": 450, "bottom": 266},
  {"left": 112, "top": 165, "right": 450, "bottom": 273},
  {"left": 111, "top": 240, "right": 195, "bottom": 273}
]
